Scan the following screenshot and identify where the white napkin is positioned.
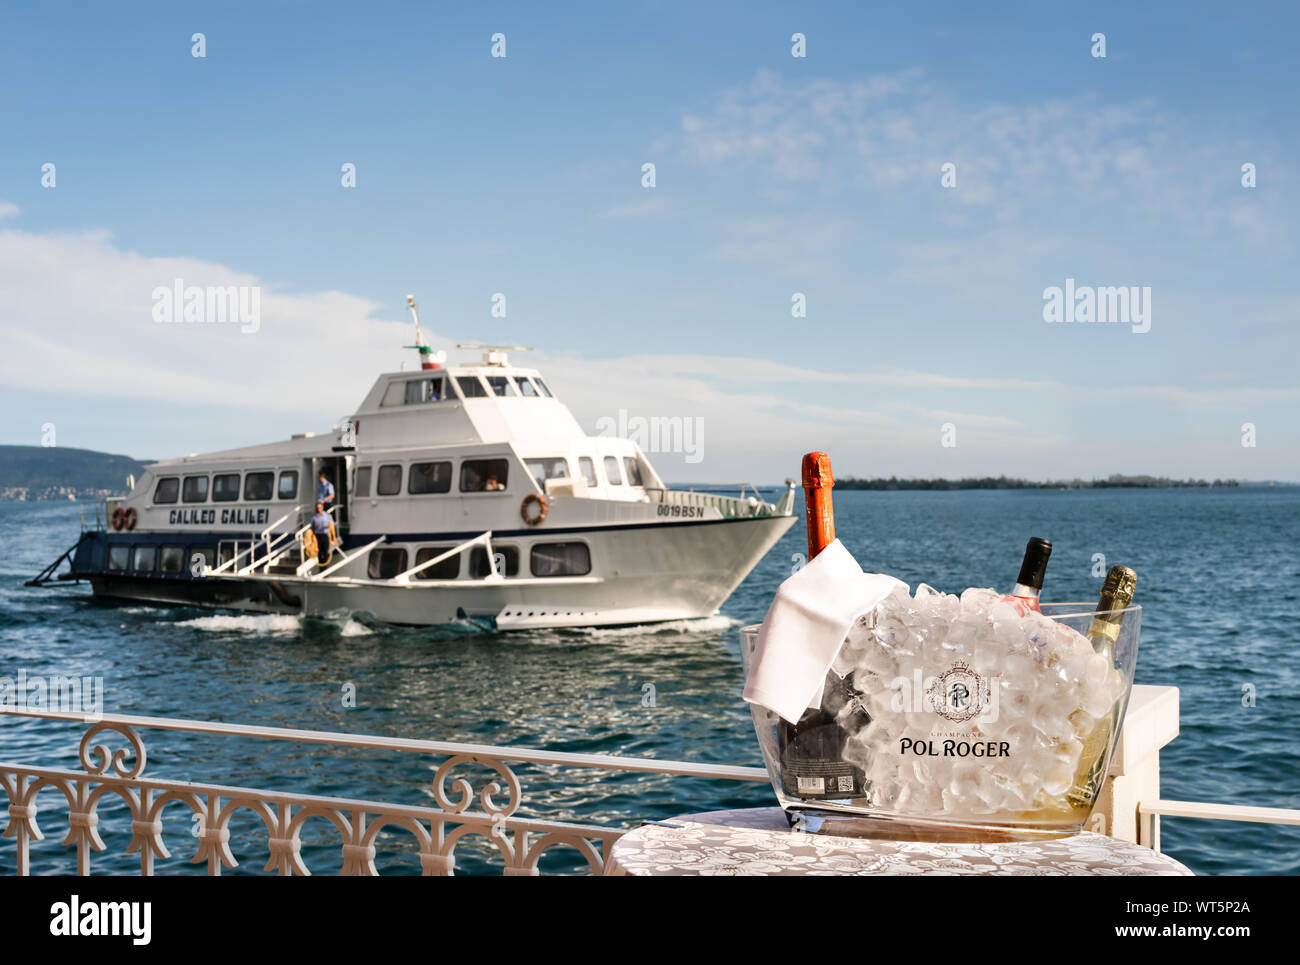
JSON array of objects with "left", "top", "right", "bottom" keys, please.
[{"left": 743, "top": 539, "right": 907, "bottom": 724}]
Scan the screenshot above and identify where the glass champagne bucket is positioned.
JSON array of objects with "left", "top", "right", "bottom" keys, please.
[{"left": 741, "top": 598, "right": 1141, "bottom": 836}]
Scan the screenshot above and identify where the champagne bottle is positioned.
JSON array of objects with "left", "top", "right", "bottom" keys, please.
[
  {"left": 1066, "top": 565, "right": 1138, "bottom": 807},
  {"left": 1005, "top": 537, "right": 1052, "bottom": 613},
  {"left": 778, "top": 452, "right": 867, "bottom": 800}
]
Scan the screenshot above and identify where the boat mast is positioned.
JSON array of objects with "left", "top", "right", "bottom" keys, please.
[{"left": 405, "top": 294, "right": 444, "bottom": 370}]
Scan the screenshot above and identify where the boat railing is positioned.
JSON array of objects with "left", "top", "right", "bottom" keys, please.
[
  {"left": 384, "top": 531, "right": 499, "bottom": 585},
  {"left": 97, "top": 497, "right": 123, "bottom": 534},
  {"left": 254, "top": 505, "right": 344, "bottom": 575},
  {"left": 235, "top": 509, "right": 310, "bottom": 575},
  {"left": 644, "top": 486, "right": 784, "bottom": 518},
  {"left": 206, "top": 507, "right": 309, "bottom": 577},
  {"left": 219, "top": 527, "right": 505, "bottom": 586},
  {"left": 203, "top": 505, "right": 336, "bottom": 578},
  {"left": 2, "top": 686, "right": 1296, "bottom": 875},
  {"left": 290, "top": 531, "right": 502, "bottom": 585},
  {"left": 301, "top": 535, "right": 387, "bottom": 580}
]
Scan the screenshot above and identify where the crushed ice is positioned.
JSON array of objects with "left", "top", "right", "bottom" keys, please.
[{"left": 833, "top": 584, "right": 1126, "bottom": 817}]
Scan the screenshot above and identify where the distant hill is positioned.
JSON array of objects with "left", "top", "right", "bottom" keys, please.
[{"left": 0, "top": 445, "right": 150, "bottom": 499}]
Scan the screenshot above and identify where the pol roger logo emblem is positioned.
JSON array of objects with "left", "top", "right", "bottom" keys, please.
[{"left": 926, "top": 661, "right": 989, "bottom": 723}]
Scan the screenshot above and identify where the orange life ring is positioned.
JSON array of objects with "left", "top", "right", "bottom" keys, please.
[
  {"left": 521, "top": 493, "right": 548, "bottom": 526},
  {"left": 123, "top": 507, "right": 138, "bottom": 531},
  {"left": 111, "top": 507, "right": 125, "bottom": 531}
]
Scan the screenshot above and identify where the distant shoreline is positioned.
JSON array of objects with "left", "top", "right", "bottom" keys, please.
[
  {"left": 1, "top": 443, "right": 1292, "bottom": 500},
  {"left": 835, "top": 474, "right": 1242, "bottom": 491},
  {"left": 682, "top": 477, "right": 1297, "bottom": 492}
]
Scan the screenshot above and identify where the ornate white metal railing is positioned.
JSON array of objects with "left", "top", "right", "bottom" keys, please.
[
  {"left": 0, "top": 708, "right": 766, "bottom": 876},
  {"left": 4, "top": 693, "right": 1295, "bottom": 875}
]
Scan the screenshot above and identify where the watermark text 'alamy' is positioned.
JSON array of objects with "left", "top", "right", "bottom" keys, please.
[{"left": 1043, "top": 279, "right": 1150, "bottom": 334}]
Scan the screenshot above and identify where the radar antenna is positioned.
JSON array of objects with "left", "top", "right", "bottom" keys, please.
[{"left": 456, "top": 342, "right": 534, "bottom": 366}]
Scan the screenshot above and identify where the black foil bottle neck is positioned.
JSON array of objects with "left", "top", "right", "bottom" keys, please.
[{"left": 1016, "top": 537, "right": 1053, "bottom": 590}]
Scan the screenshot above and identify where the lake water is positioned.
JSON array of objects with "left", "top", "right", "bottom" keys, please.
[{"left": 2, "top": 488, "right": 1297, "bottom": 875}]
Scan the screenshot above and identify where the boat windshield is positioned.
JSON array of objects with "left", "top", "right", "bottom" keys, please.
[{"left": 526, "top": 458, "right": 571, "bottom": 488}]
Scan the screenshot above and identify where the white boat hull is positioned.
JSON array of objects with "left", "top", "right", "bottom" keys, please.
[
  {"left": 296, "top": 515, "right": 793, "bottom": 627},
  {"left": 87, "top": 514, "right": 795, "bottom": 629}
]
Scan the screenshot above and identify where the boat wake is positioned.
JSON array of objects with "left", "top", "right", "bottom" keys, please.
[
  {"left": 579, "top": 614, "right": 739, "bottom": 638},
  {"left": 171, "top": 612, "right": 381, "bottom": 638},
  {"left": 174, "top": 613, "right": 305, "bottom": 635}
]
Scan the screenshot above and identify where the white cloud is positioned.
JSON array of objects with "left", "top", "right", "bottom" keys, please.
[
  {"left": 2, "top": 222, "right": 1295, "bottom": 481},
  {"left": 0, "top": 200, "right": 19, "bottom": 220},
  {"left": 0, "top": 226, "right": 425, "bottom": 418},
  {"left": 667, "top": 69, "right": 1293, "bottom": 246}
]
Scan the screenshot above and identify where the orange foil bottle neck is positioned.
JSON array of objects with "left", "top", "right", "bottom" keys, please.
[{"left": 801, "top": 451, "right": 836, "bottom": 560}]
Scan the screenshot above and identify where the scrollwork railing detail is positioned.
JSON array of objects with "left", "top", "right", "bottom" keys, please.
[
  {"left": 431, "top": 754, "right": 522, "bottom": 818},
  {"left": 79, "top": 721, "right": 147, "bottom": 779},
  {"left": 0, "top": 708, "right": 766, "bottom": 876}
]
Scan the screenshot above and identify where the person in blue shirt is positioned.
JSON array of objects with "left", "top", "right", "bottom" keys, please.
[
  {"left": 317, "top": 471, "right": 335, "bottom": 508},
  {"left": 310, "top": 502, "right": 334, "bottom": 566}
]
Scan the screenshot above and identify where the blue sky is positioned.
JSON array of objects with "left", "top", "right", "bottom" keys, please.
[{"left": 1, "top": 1, "right": 1296, "bottom": 482}]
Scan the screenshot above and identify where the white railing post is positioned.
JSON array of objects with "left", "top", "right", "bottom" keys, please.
[
  {"left": 1091, "top": 685, "right": 1180, "bottom": 844},
  {"left": 1139, "top": 809, "right": 1161, "bottom": 851}
]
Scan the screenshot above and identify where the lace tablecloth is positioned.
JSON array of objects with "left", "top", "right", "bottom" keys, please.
[{"left": 604, "top": 808, "right": 1193, "bottom": 876}]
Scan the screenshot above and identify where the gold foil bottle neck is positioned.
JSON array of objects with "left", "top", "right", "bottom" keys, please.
[{"left": 1088, "top": 565, "right": 1137, "bottom": 644}]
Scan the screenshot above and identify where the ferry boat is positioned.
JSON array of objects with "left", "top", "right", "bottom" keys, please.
[{"left": 37, "top": 298, "right": 796, "bottom": 629}]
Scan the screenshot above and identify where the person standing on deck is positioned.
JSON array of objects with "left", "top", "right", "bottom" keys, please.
[
  {"left": 310, "top": 501, "right": 334, "bottom": 566},
  {"left": 317, "top": 470, "right": 335, "bottom": 508}
]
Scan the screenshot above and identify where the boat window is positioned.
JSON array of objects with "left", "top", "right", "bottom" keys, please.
[
  {"left": 578, "top": 457, "right": 597, "bottom": 487},
  {"left": 535, "top": 379, "right": 553, "bottom": 398},
  {"left": 218, "top": 544, "right": 238, "bottom": 567},
  {"left": 469, "top": 545, "right": 519, "bottom": 578},
  {"left": 486, "top": 376, "right": 517, "bottom": 397},
  {"left": 460, "top": 459, "right": 509, "bottom": 493},
  {"left": 624, "top": 457, "right": 644, "bottom": 487},
  {"left": 377, "top": 464, "right": 402, "bottom": 496},
  {"left": 108, "top": 545, "right": 130, "bottom": 571},
  {"left": 414, "top": 546, "right": 460, "bottom": 580},
  {"left": 409, "top": 461, "right": 452, "bottom": 494},
  {"left": 456, "top": 376, "right": 489, "bottom": 399},
  {"left": 354, "top": 466, "right": 372, "bottom": 498},
  {"left": 515, "top": 377, "right": 539, "bottom": 397},
  {"left": 213, "top": 473, "right": 241, "bottom": 502},
  {"left": 153, "top": 477, "right": 180, "bottom": 504},
  {"left": 277, "top": 471, "right": 298, "bottom": 500},
  {"left": 525, "top": 458, "right": 570, "bottom": 489},
  {"left": 244, "top": 472, "right": 274, "bottom": 501},
  {"left": 132, "top": 545, "right": 156, "bottom": 572},
  {"left": 604, "top": 456, "right": 623, "bottom": 485},
  {"left": 188, "top": 547, "right": 215, "bottom": 574},
  {"left": 159, "top": 545, "right": 185, "bottom": 574},
  {"left": 405, "top": 377, "right": 445, "bottom": 404},
  {"left": 367, "top": 548, "right": 408, "bottom": 580},
  {"left": 530, "top": 542, "right": 592, "bottom": 578},
  {"left": 182, "top": 475, "right": 209, "bottom": 503},
  {"left": 381, "top": 381, "right": 406, "bottom": 407}
]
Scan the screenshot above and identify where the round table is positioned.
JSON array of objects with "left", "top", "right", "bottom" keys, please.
[{"left": 604, "top": 808, "right": 1193, "bottom": 876}]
